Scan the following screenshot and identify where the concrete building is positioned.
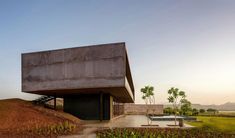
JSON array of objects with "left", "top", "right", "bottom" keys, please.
[{"left": 22, "top": 42, "right": 135, "bottom": 120}]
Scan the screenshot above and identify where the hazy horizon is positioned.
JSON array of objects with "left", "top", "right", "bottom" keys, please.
[{"left": 0, "top": 1, "right": 235, "bottom": 105}]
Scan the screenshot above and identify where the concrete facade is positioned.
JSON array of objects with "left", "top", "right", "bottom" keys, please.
[
  {"left": 21, "top": 42, "right": 135, "bottom": 120},
  {"left": 22, "top": 42, "right": 134, "bottom": 103}
]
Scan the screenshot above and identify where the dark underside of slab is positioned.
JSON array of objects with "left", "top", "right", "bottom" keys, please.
[
  {"left": 24, "top": 86, "right": 133, "bottom": 103},
  {"left": 63, "top": 93, "right": 112, "bottom": 120}
]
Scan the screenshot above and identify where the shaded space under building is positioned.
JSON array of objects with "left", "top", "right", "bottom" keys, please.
[{"left": 21, "top": 42, "right": 135, "bottom": 120}]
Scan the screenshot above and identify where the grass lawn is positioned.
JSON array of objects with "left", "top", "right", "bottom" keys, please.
[{"left": 186, "top": 116, "right": 235, "bottom": 134}]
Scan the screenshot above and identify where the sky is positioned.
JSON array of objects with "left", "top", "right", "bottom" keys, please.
[{"left": 0, "top": 0, "right": 235, "bottom": 105}]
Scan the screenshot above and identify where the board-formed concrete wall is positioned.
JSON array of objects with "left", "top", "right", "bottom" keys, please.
[
  {"left": 22, "top": 43, "right": 125, "bottom": 91},
  {"left": 124, "top": 103, "right": 163, "bottom": 115}
]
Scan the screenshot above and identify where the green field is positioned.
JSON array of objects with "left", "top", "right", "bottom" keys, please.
[
  {"left": 198, "top": 111, "right": 235, "bottom": 117},
  {"left": 186, "top": 116, "right": 235, "bottom": 134},
  {"left": 219, "top": 111, "right": 235, "bottom": 116}
]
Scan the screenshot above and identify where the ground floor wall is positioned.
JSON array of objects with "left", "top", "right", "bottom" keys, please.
[
  {"left": 113, "top": 102, "right": 124, "bottom": 117},
  {"left": 64, "top": 93, "right": 113, "bottom": 120},
  {"left": 50, "top": 97, "right": 163, "bottom": 120},
  {"left": 124, "top": 103, "right": 163, "bottom": 115}
]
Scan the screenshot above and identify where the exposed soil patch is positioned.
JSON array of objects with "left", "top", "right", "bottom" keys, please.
[{"left": 0, "top": 98, "right": 82, "bottom": 137}]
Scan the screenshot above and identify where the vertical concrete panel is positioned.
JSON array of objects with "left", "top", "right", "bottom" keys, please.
[{"left": 110, "top": 96, "right": 113, "bottom": 119}]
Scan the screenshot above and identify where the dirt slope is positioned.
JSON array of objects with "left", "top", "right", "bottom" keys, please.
[{"left": 0, "top": 98, "right": 81, "bottom": 136}]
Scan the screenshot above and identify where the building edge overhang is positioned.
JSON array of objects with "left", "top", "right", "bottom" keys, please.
[
  {"left": 22, "top": 86, "right": 134, "bottom": 103},
  {"left": 123, "top": 43, "right": 135, "bottom": 101}
]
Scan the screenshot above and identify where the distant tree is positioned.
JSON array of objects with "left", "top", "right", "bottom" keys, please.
[
  {"left": 164, "top": 107, "right": 174, "bottom": 115},
  {"left": 199, "top": 109, "right": 205, "bottom": 113},
  {"left": 207, "top": 108, "right": 218, "bottom": 115},
  {"left": 192, "top": 108, "right": 199, "bottom": 116},
  {"left": 140, "top": 85, "right": 155, "bottom": 125},
  {"left": 167, "top": 87, "right": 186, "bottom": 125},
  {"left": 207, "top": 108, "right": 216, "bottom": 112},
  {"left": 180, "top": 99, "right": 192, "bottom": 116}
]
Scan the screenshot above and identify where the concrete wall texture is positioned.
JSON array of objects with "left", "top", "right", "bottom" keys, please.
[
  {"left": 124, "top": 103, "right": 164, "bottom": 115},
  {"left": 22, "top": 42, "right": 134, "bottom": 103}
]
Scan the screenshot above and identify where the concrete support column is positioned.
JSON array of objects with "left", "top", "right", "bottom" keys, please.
[{"left": 110, "top": 96, "right": 113, "bottom": 119}]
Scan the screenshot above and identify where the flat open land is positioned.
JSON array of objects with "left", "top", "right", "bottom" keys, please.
[
  {"left": 219, "top": 111, "right": 235, "bottom": 116},
  {"left": 187, "top": 116, "right": 235, "bottom": 133},
  {"left": 0, "top": 98, "right": 82, "bottom": 137}
]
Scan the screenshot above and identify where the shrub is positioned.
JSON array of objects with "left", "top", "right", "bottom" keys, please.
[
  {"left": 96, "top": 128, "right": 235, "bottom": 138},
  {"left": 18, "top": 121, "right": 76, "bottom": 136}
]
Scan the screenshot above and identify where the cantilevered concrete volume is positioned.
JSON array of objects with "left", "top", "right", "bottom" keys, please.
[{"left": 21, "top": 42, "right": 135, "bottom": 120}]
